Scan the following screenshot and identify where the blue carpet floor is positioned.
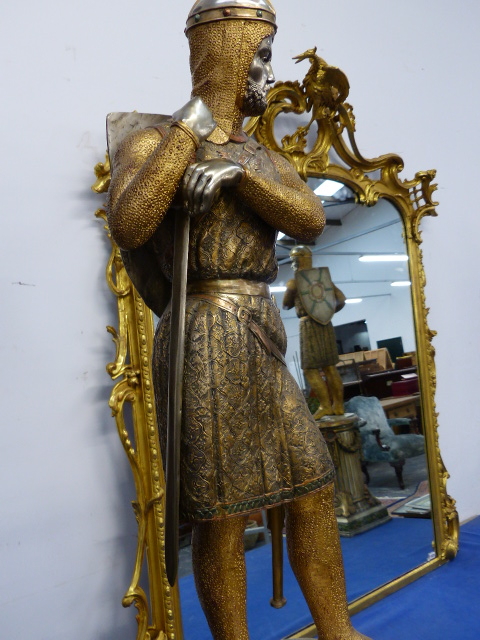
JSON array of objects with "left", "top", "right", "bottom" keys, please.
[
  {"left": 179, "top": 517, "right": 445, "bottom": 640},
  {"left": 351, "top": 516, "right": 480, "bottom": 640}
]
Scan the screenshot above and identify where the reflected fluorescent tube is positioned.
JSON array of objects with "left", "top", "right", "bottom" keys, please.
[
  {"left": 314, "top": 180, "right": 343, "bottom": 197},
  {"left": 270, "top": 286, "right": 287, "bottom": 293},
  {"left": 345, "top": 298, "right": 363, "bottom": 304},
  {"left": 391, "top": 281, "right": 411, "bottom": 287},
  {"left": 359, "top": 254, "right": 408, "bottom": 262}
]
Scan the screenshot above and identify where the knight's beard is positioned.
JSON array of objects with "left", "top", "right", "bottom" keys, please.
[{"left": 242, "top": 78, "right": 268, "bottom": 116}]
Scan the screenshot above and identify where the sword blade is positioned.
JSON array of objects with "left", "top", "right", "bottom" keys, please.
[{"left": 165, "top": 208, "right": 190, "bottom": 587}]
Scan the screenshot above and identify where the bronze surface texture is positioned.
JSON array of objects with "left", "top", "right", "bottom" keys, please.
[{"left": 95, "top": 7, "right": 458, "bottom": 639}]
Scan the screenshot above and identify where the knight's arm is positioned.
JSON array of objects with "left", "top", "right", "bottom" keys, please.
[
  {"left": 237, "top": 150, "right": 325, "bottom": 242},
  {"left": 334, "top": 284, "right": 346, "bottom": 312},
  {"left": 107, "top": 125, "right": 196, "bottom": 250},
  {"left": 282, "top": 280, "right": 297, "bottom": 309},
  {"left": 282, "top": 279, "right": 297, "bottom": 310}
]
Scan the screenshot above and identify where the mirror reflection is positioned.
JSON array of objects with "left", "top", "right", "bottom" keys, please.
[{"left": 176, "top": 182, "right": 434, "bottom": 640}]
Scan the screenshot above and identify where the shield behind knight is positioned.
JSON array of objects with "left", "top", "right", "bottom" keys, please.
[
  {"left": 295, "top": 267, "right": 336, "bottom": 325},
  {"left": 106, "top": 112, "right": 173, "bottom": 319}
]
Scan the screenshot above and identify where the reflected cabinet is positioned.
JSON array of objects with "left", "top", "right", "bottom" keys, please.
[{"left": 92, "top": 50, "right": 458, "bottom": 640}]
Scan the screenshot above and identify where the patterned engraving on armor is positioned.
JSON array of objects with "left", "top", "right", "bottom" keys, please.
[
  {"left": 107, "top": 15, "right": 332, "bottom": 525},
  {"left": 107, "top": 125, "right": 196, "bottom": 250},
  {"left": 153, "top": 294, "right": 334, "bottom": 521},
  {"left": 285, "top": 486, "right": 355, "bottom": 639},
  {"left": 238, "top": 151, "right": 326, "bottom": 242}
]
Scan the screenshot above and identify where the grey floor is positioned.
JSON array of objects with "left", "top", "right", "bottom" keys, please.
[{"left": 365, "top": 453, "right": 428, "bottom": 499}]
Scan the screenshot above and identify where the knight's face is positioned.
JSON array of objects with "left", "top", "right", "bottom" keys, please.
[
  {"left": 291, "top": 253, "right": 312, "bottom": 272},
  {"left": 242, "top": 35, "right": 275, "bottom": 116}
]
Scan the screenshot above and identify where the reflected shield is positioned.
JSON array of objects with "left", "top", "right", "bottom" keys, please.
[{"left": 296, "top": 267, "right": 336, "bottom": 325}]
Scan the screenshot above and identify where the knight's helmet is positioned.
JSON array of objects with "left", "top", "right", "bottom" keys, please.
[
  {"left": 185, "top": 0, "right": 277, "bottom": 141},
  {"left": 186, "top": 0, "right": 276, "bottom": 32},
  {"left": 290, "top": 245, "right": 313, "bottom": 271}
]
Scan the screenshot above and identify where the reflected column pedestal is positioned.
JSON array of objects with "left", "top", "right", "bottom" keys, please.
[{"left": 318, "top": 413, "right": 391, "bottom": 537}]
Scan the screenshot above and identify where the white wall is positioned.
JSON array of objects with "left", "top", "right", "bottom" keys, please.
[{"left": 1, "top": 1, "right": 479, "bottom": 638}]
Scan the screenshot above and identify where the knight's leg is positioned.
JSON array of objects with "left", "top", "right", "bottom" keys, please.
[
  {"left": 191, "top": 514, "right": 250, "bottom": 640},
  {"left": 285, "top": 484, "right": 372, "bottom": 640},
  {"left": 304, "top": 368, "right": 334, "bottom": 419},
  {"left": 324, "top": 364, "right": 345, "bottom": 415}
]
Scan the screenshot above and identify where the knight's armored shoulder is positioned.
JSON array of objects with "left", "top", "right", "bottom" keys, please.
[
  {"left": 282, "top": 278, "right": 297, "bottom": 310},
  {"left": 112, "top": 124, "right": 174, "bottom": 318},
  {"left": 111, "top": 124, "right": 168, "bottom": 171},
  {"left": 263, "top": 147, "right": 311, "bottom": 190},
  {"left": 285, "top": 278, "right": 296, "bottom": 291}
]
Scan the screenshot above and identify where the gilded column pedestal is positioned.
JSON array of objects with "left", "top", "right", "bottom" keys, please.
[{"left": 318, "top": 414, "right": 391, "bottom": 536}]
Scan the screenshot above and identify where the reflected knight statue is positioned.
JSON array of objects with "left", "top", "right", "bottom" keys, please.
[
  {"left": 283, "top": 245, "right": 346, "bottom": 420},
  {"left": 106, "top": 1, "right": 371, "bottom": 639}
]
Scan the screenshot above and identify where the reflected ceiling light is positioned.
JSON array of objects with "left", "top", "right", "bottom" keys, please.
[
  {"left": 391, "top": 281, "right": 411, "bottom": 287},
  {"left": 314, "top": 180, "right": 343, "bottom": 197},
  {"left": 359, "top": 254, "right": 408, "bottom": 262},
  {"left": 277, "top": 232, "right": 286, "bottom": 241},
  {"left": 270, "top": 285, "right": 287, "bottom": 293},
  {"left": 345, "top": 298, "right": 363, "bottom": 304}
]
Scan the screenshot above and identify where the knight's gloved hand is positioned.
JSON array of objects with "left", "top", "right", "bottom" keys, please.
[
  {"left": 182, "top": 159, "right": 245, "bottom": 216},
  {"left": 172, "top": 97, "right": 216, "bottom": 143}
]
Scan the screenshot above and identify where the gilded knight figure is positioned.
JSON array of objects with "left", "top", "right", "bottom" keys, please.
[
  {"left": 106, "top": 1, "right": 371, "bottom": 639},
  {"left": 283, "top": 245, "right": 346, "bottom": 420}
]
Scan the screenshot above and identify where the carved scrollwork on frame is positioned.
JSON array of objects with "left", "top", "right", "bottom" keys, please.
[
  {"left": 93, "top": 198, "right": 183, "bottom": 640},
  {"left": 247, "top": 48, "right": 458, "bottom": 589}
]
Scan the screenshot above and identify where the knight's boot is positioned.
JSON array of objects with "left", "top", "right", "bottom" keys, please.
[
  {"left": 191, "top": 515, "right": 250, "bottom": 640},
  {"left": 304, "top": 368, "right": 334, "bottom": 420},
  {"left": 324, "top": 365, "right": 345, "bottom": 415},
  {"left": 285, "top": 485, "right": 372, "bottom": 640}
]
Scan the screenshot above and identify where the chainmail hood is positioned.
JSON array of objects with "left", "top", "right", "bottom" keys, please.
[{"left": 188, "top": 19, "right": 274, "bottom": 142}]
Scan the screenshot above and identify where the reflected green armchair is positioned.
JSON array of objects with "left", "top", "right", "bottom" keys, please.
[{"left": 345, "top": 396, "right": 425, "bottom": 489}]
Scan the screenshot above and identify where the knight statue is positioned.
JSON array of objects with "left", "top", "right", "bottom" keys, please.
[
  {"left": 283, "top": 245, "right": 346, "bottom": 420},
  {"left": 106, "top": 1, "right": 371, "bottom": 638}
]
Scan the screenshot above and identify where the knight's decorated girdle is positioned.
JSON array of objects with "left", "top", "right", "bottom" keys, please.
[{"left": 106, "top": 2, "right": 372, "bottom": 639}]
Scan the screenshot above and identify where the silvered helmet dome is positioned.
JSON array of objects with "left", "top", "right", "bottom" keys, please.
[{"left": 186, "top": 0, "right": 277, "bottom": 32}]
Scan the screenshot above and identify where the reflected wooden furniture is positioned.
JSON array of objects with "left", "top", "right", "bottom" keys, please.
[
  {"left": 338, "top": 347, "right": 392, "bottom": 370},
  {"left": 362, "top": 366, "right": 417, "bottom": 399},
  {"left": 380, "top": 394, "right": 421, "bottom": 434},
  {"left": 338, "top": 348, "right": 394, "bottom": 400},
  {"left": 337, "top": 358, "right": 380, "bottom": 400}
]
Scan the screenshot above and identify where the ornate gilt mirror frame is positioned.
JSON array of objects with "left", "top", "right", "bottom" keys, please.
[{"left": 92, "top": 49, "right": 459, "bottom": 640}]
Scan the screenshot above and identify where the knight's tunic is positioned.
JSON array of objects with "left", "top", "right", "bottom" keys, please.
[{"left": 151, "top": 137, "right": 334, "bottom": 521}]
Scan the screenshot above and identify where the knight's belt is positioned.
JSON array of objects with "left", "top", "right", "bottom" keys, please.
[
  {"left": 187, "top": 278, "right": 270, "bottom": 298},
  {"left": 187, "top": 279, "right": 285, "bottom": 366}
]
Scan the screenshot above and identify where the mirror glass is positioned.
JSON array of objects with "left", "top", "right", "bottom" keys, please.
[
  {"left": 175, "top": 183, "right": 434, "bottom": 640},
  {"left": 276, "top": 181, "right": 434, "bottom": 605}
]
